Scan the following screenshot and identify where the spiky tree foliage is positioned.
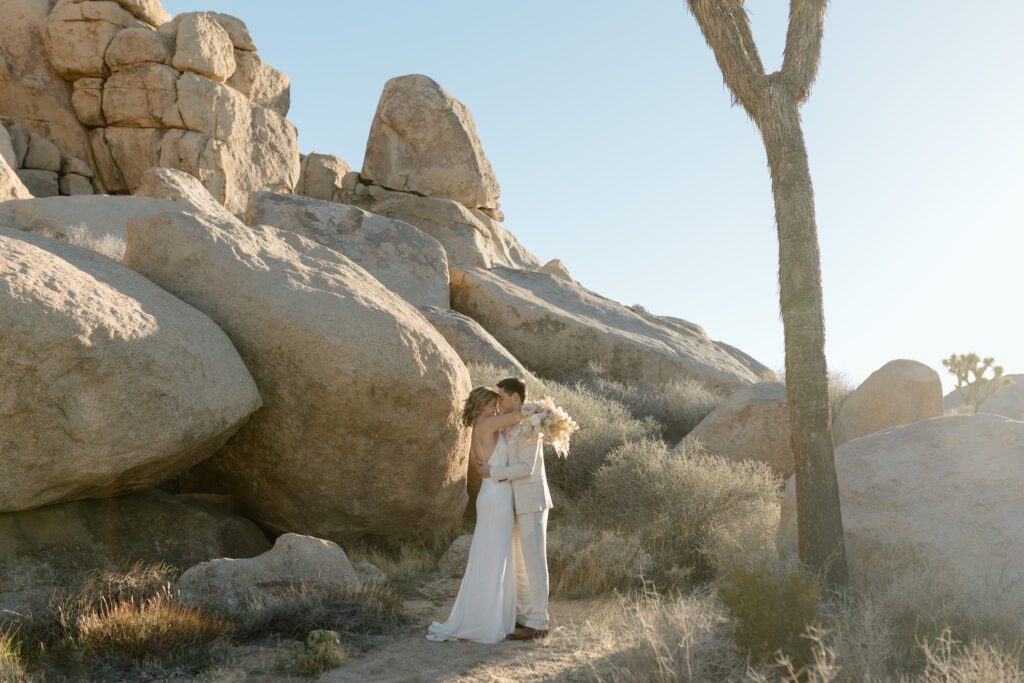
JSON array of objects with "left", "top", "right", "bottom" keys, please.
[
  {"left": 686, "top": 0, "right": 848, "bottom": 584},
  {"left": 943, "top": 353, "right": 1015, "bottom": 411}
]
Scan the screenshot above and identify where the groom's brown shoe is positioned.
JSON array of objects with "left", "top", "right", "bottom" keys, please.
[{"left": 506, "top": 626, "right": 548, "bottom": 641}]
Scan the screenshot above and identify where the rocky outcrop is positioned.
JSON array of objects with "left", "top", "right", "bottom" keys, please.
[
  {"left": 342, "top": 181, "right": 538, "bottom": 269},
  {"left": 779, "top": 414, "right": 1024, "bottom": 603},
  {"left": 246, "top": 191, "right": 450, "bottom": 309},
  {"left": 361, "top": 74, "right": 501, "bottom": 212},
  {"left": 0, "top": 490, "right": 270, "bottom": 616},
  {"left": 0, "top": 229, "right": 261, "bottom": 511},
  {"left": 419, "top": 306, "right": 531, "bottom": 377},
  {"left": 0, "top": 130, "right": 32, "bottom": 200},
  {"left": 175, "top": 533, "right": 360, "bottom": 613},
  {"left": 832, "top": 359, "right": 943, "bottom": 445},
  {"left": 943, "top": 373, "right": 1023, "bottom": 421},
  {"left": 123, "top": 209, "right": 472, "bottom": 544},
  {"left": 450, "top": 265, "right": 762, "bottom": 389},
  {"left": 1, "top": 119, "right": 95, "bottom": 197},
  {"left": 677, "top": 382, "right": 792, "bottom": 480},
  {"left": 30, "top": 1, "right": 299, "bottom": 213},
  {"left": 0, "top": 0, "right": 97, "bottom": 172}
]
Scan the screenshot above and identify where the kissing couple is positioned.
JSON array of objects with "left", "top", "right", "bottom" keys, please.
[{"left": 426, "top": 377, "right": 555, "bottom": 644}]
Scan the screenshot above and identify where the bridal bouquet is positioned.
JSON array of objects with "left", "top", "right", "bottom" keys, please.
[{"left": 519, "top": 396, "right": 579, "bottom": 458}]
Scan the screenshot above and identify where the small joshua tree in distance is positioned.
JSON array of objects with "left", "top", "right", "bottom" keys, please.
[{"left": 942, "top": 353, "right": 1015, "bottom": 412}]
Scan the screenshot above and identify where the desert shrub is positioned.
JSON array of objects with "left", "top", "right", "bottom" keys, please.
[
  {"left": 580, "top": 438, "right": 781, "bottom": 585},
  {"left": 235, "top": 582, "right": 404, "bottom": 644},
  {"left": 567, "top": 362, "right": 726, "bottom": 444},
  {"left": 274, "top": 629, "right": 346, "bottom": 677},
  {"left": 75, "top": 588, "right": 230, "bottom": 678},
  {"left": 827, "top": 370, "right": 855, "bottom": 420},
  {"left": 718, "top": 563, "right": 821, "bottom": 667},
  {"left": 942, "top": 352, "right": 1015, "bottom": 412},
  {"left": 548, "top": 525, "right": 650, "bottom": 598},
  {"left": 468, "top": 362, "right": 657, "bottom": 496},
  {"left": 0, "top": 627, "right": 26, "bottom": 683}
]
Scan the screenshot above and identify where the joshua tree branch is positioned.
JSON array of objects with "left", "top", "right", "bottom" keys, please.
[
  {"left": 780, "top": 0, "right": 828, "bottom": 104},
  {"left": 687, "top": 0, "right": 768, "bottom": 117}
]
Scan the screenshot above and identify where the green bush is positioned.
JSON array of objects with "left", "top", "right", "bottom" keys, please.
[
  {"left": 0, "top": 627, "right": 26, "bottom": 683},
  {"left": 718, "top": 564, "right": 821, "bottom": 667},
  {"left": 281, "top": 629, "right": 346, "bottom": 677},
  {"left": 581, "top": 439, "right": 782, "bottom": 585},
  {"left": 468, "top": 363, "right": 657, "bottom": 496}
]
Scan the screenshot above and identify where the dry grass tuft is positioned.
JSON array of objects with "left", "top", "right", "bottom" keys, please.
[
  {"left": 75, "top": 588, "right": 230, "bottom": 676},
  {"left": 63, "top": 224, "right": 127, "bottom": 261},
  {"left": 235, "top": 582, "right": 405, "bottom": 644},
  {"left": 0, "top": 627, "right": 27, "bottom": 683}
]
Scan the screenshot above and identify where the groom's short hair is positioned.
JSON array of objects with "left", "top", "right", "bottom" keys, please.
[{"left": 497, "top": 377, "right": 527, "bottom": 403}]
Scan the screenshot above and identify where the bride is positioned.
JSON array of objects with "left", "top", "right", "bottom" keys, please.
[{"left": 426, "top": 386, "right": 525, "bottom": 644}]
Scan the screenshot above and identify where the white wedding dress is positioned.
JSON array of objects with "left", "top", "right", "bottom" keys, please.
[{"left": 426, "top": 430, "right": 516, "bottom": 644}]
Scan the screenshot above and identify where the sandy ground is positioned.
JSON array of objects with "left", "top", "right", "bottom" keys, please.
[{"left": 315, "top": 576, "right": 610, "bottom": 683}]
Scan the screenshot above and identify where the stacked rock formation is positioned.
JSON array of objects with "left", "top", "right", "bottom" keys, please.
[
  {"left": 41, "top": 0, "right": 297, "bottom": 214},
  {"left": 1, "top": 119, "right": 95, "bottom": 197}
]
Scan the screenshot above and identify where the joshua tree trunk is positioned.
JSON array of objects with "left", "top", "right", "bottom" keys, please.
[{"left": 687, "top": 0, "right": 848, "bottom": 584}]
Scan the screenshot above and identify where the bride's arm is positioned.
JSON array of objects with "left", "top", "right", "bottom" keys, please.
[{"left": 475, "top": 410, "right": 523, "bottom": 434}]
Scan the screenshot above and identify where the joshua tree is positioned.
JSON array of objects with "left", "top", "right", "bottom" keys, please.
[
  {"left": 686, "top": 0, "right": 848, "bottom": 584},
  {"left": 943, "top": 353, "right": 1015, "bottom": 412}
]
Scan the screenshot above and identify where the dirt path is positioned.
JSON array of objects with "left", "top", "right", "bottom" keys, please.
[{"left": 318, "top": 576, "right": 610, "bottom": 682}]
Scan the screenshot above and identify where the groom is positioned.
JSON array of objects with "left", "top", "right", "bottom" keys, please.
[{"left": 478, "top": 377, "right": 552, "bottom": 640}]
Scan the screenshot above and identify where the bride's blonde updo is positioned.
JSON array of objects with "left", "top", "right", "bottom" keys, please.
[{"left": 461, "top": 386, "right": 499, "bottom": 426}]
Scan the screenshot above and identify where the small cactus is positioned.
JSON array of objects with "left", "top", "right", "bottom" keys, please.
[{"left": 942, "top": 353, "right": 1015, "bottom": 412}]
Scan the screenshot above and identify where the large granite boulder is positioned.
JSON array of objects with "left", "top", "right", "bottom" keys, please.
[
  {"left": 677, "top": 382, "right": 792, "bottom": 480},
  {"left": 123, "top": 210, "right": 472, "bottom": 544},
  {"left": 295, "top": 152, "right": 349, "bottom": 203},
  {"left": 0, "top": 490, "right": 270, "bottom": 617},
  {"left": 342, "top": 181, "right": 538, "bottom": 269},
  {"left": 437, "top": 534, "right": 473, "bottom": 578},
  {"left": 361, "top": 74, "right": 500, "bottom": 211},
  {"left": 175, "top": 533, "right": 360, "bottom": 613},
  {"left": 246, "top": 191, "right": 450, "bottom": 309},
  {"left": 226, "top": 49, "right": 289, "bottom": 116},
  {"left": 779, "top": 414, "right": 1024, "bottom": 602},
  {"left": 450, "top": 265, "right": 762, "bottom": 389},
  {"left": 171, "top": 11, "right": 235, "bottom": 83},
  {"left": 0, "top": 229, "right": 261, "bottom": 511},
  {"left": 832, "top": 359, "right": 943, "bottom": 445},
  {"left": 0, "top": 195, "right": 183, "bottom": 243},
  {"left": 943, "top": 373, "right": 1024, "bottom": 421},
  {"left": 419, "top": 306, "right": 531, "bottom": 377}
]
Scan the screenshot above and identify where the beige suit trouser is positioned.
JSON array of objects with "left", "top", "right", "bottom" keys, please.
[{"left": 512, "top": 508, "right": 549, "bottom": 630}]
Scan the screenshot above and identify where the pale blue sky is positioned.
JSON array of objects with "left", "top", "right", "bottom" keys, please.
[{"left": 165, "top": 1, "right": 1024, "bottom": 393}]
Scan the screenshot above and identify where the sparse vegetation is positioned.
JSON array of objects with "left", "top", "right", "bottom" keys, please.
[
  {"left": 580, "top": 438, "right": 782, "bottom": 586},
  {"left": 567, "top": 361, "right": 726, "bottom": 443},
  {"left": 0, "top": 627, "right": 26, "bottom": 683},
  {"left": 548, "top": 527, "right": 650, "bottom": 597},
  {"left": 235, "top": 582, "right": 404, "bottom": 643},
  {"left": 943, "top": 352, "right": 1016, "bottom": 412}
]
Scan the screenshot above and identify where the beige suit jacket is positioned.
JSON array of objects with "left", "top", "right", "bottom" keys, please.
[{"left": 491, "top": 427, "right": 553, "bottom": 515}]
